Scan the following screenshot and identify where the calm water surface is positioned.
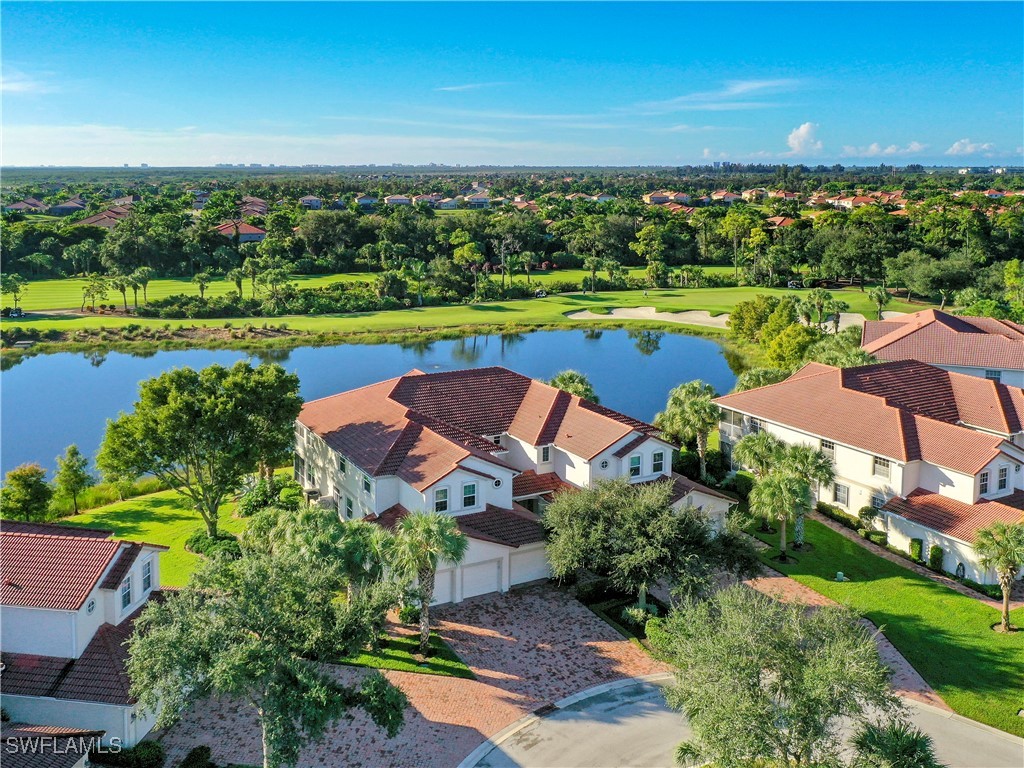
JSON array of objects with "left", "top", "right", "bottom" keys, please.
[{"left": 0, "top": 329, "right": 740, "bottom": 476}]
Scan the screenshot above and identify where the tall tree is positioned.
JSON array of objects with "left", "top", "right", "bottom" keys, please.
[
  {"left": 654, "top": 380, "right": 721, "bottom": 480},
  {"left": 97, "top": 362, "right": 302, "bottom": 537},
  {"left": 390, "top": 512, "right": 469, "bottom": 654},
  {"left": 0, "top": 463, "right": 53, "bottom": 522},
  {"left": 784, "top": 444, "right": 835, "bottom": 549},
  {"left": 548, "top": 369, "right": 599, "bottom": 402},
  {"left": 749, "top": 470, "right": 810, "bottom": 561},
  {"left": 869, "top": 285, "right": 892, "bottom": 320},
  {"left": 54, "top": 444, "right": 93, "bottom": 514},
  {"left": 132, "top": 266, "right": 155, "bottom": 304},
  {"left": 0, "top": 273, "right": 28, "bottom": 309},
  {"left": 731, "top": 431, "right": 784, "bottom": 479},
  {"left": 974, "top": 521, "right": 1024, "bottom": 632}
]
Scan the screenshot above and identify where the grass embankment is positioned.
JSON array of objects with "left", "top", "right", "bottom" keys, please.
[{"left": 751, "top": 519, "right": 1024, "bottom": 737}]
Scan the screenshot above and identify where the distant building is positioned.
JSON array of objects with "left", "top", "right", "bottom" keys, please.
[
  {"left": 3, "top": 197, "right": 48, "bottom": 213},
  {"left": 383, "top": 194, "right": 412, "bottom": 206},
  {"left": 49, "top": 196, "right": 87, "bottom": 216},
  {"left": 299, "top": 195, "right": 323, "bottom": 210},
  {"left": 214, "top": 220, "right": 267, "bottom": 243}
]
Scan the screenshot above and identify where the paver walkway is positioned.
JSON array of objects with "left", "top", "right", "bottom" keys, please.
[
  {"left": 811, "top": 511, "right": 1024, "bottom": 610},
  {"left": 157, "top": 585, "right": 666, "bottom": 767}
]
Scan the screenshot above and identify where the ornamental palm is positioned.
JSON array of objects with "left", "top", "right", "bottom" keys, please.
[
  {"left": 401, "top": 258, "right": 428, "bottom": 306},
  {"left": 655, "top": 381, "right": 721, "bottom": 480},
  {"left": 391, "top": 512, "right": 469, "bottom": 654},
  {"left": 549, "top": 369, "right": 599, "bottom": 403},
  {"left": 869, "top": 285, "right": 892, "bottom": 320},
  {"left": 785, "top": 444, "right": 836, "bottom": 548},
  {"left": 852, "top": 719, "right": 946, "bottom": 768},
  {"left": 974, "top": 521, "right": 1024, "bottom": 632},
  {"left": 749, "top": 471, "right": 810, "bottom": 562},
  {"left": 731, "top": 431, "right": 784, "bottom": 479}
]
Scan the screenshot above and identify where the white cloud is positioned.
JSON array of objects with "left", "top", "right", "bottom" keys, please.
[
  {"left": 785, "top": 122, "right": 823, "bottom": 156},
  {"left": 841, "top": 141, "right": 927, "bottom": 158},
  {"left": 636, "top": 78, "right": 802, "bottom": 114},
  {"left": 945, "top": 137, "right": 995, "bottom": 156},
  {"left": 0, "top": 69, "right": 57, "bottom": 94},
  {"left": 434, "top": 82, "right": 512, "bottom": 92}
]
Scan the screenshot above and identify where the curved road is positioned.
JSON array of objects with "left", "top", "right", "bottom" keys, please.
[{"left": 473, "top": 680, "right": 1024, "bottom": 768}]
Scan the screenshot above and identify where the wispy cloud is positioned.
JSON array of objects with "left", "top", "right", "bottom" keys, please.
[
  {"left": 945, "top": 137, "right": 995, "bottom": 156},
  {"left": 635, "top": 78, "right": 802, "bottom": 114},
  {"left": 320, "top": 114, "right": 520, "bottom": 134},
  {"left": 0, "top": 69, "right": 58, "bottom": 95},
  {"left": 434, "top": 81, "right": 512, "bottom": 92},
  {"left": 842, "top": 141, "right": 927, "bottom": 158}
]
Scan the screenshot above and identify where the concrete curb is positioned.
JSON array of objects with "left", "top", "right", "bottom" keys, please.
[
  {"left": 904, "top": 699, "right": 1024, "bottom": 745},
  {"left": 457, "top": 674, "right": 673, "bottom": 768}
]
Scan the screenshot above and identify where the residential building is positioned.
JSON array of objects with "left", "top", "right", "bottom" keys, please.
[
  {"left": 742, "top": 188, "right": 767, "bottom": 202},
  {"left": 1, "top": 723, "right": 105, "bottom": 768},
  {"left": 239, "top": 195, "right": 268, "bottom": 216},
  {"left": 354, "top": 194, "right": 378, "bottom": 207},
  {"left": 0, "top": 521, "right": 167, "bottom": 746},
  {"left": 214, "top": 220, "right": 267, "bottom": 243},
  {"left": 111, "top": 195, "right": 141, "bottom": 206},
  {"left": 384, "top": 194, "right": 412, "bottom": 206},
  {"left": 4, "top": 197, "right": 48, "bottom": 213},
  {"left": 299, "top": 195, "right": 323, "bottom": 210},
  {"left": 465, "top": 193, "right": 490, "bottom": 209},
  {"left": 862, "top": 309, "right": 1024, "bottom": 386},
  {"left": 436, "top": 197, "right": 459, "bottom": 210},
  {"left": 642, "top": 190, "right": 672, "bottom": 205},
  {"left": 710, "top": 190, "right": 742, "bottom": 204},
  {"left": 294, "top": 367, "right": 734, "bottom": 604},
  {"left": 714, "top": 360, "right": 1024, "bottom": 583},
  {"left": 50, "top": 197, "right": 87, "bottom": 216},
  {"left": 593, "top": 192, "right": 616, "bottom": 203}
]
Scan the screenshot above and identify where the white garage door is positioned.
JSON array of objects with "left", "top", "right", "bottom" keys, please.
[
  {"left": 461, "top": 559, "right": 502, "bottom": 600},
  {"left": 510, "top": 547, "right": 550, "bottom": 585},
  {"left": 432, "top": 569, "right": 455, "bottom": 605}
]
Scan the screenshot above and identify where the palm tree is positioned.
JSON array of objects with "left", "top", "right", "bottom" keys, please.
[
  {"left": 852, "top": 720, "right": 946, "bottom": 768},
  {"left": 132, "top": 266, "right": 154, "bottom": 304},
  {"left": 109, "top": 274, "right": 130, "bottom": 311},
  {"left": 549, "top": 370, "right": 598, "bottom": 402},
  {"left": 654, "top": 380, "right": 721, "bottom": 480},
  {"left": 192, "top": 271, "right": 212, "bottom": 299},
  {"left": 583, "top": 255, "right": 603, "bottom": 294},
  {"left": 807, "top": 287, "right": 832, "bottom": 329},
  {"left": 519, "top": 251, "right": 535, "bottom": 284},
  {"left": 390, "top": 512, "right": 469, "bottom": 654},
  {"left": 401, "top": 258, "right": 428, "bottom": 306},
  {"left": 974, "top": 521, "right": 1024, "bottom": 632},
  {"left": 226, "top": 267, "right": 245, "bottom": 297},
  {"left": 825, "top": 298, "right": 849, "bottom": 334},
  {"left": 731, "top": 431, "right": 784, "bottom": 479},
  {"left": 336, "top": 519, "right": 394, "bottom": 600},
  {"left": 504, "top": 252, "right": 524, "bottom": 288},
  {"left": 869, "top": 286, "right": 892, "bottom": 320},
  {"left": 749, "top": 471, "right": 810, "bottom": 562},
  {"left": 785, "top": 444, "right": 835, "bottom": 549}
]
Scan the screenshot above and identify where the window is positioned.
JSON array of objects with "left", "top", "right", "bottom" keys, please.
[
  {"left": 872, "top": 456, "right": 891, "bottom": 479},
  {"left": 629, "top": 455, "right": 642, "bottom": 478},
  {"left": 871, "top": 493, "right": 886, "bottom": 510},
  {"left": 305, "top": 463, "right": 316, "bottom": 487},
  {"left": 600, "top": 460, "right": 609, "bottom": 469},
  {"left": 492, "top": 435, "right": 502, "bottom": 445},
  {"left": 979, "top": 471, "right": 990, "bottom": 495},
  {"left": 541, "top": 446, "right": 551, "bottom": 463},
  {"left": 652, "top": 451, "right": 665, "bottom": 474},
  {"left": 833, "top": 483, "right": 849, "bottom": 507},
  {"left": 463, "top": 483, "right": 477, "bottom": 508},
  {"left": 338, "top": 456, "right": 347, "bottom": 473},
  {"left": 362, "top": 474, "right": 371, "bottom": 494},
  {"left": 998, "top": 466, "right": 1009, "bottom": 491},
  {"left": 142, "top": 560, "right": 152, "bottom": 592},
  {"left": 293, "top": 455, "right": 305, "bottom": 483},
  {"left": 749, "top": 418, "right": 765, "bottom": 434},
  {"left": 120, "top": 577, "right": 132, "bottom": 610},
  {"left": 86, "top": 599, "right": 96, "bottom": 615},
  {"left": 985, "top": 370, "right": 1002, "bottom": 382},
  {"left": 434, "top": 488, "right": 449, "bottom": 513},
  {"left": 820, "top": 440, "right": 835, "bottom": 460}
]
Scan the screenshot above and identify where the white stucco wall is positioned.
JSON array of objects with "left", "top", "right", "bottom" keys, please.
[
  {"left": 0, "top": 695, "right": 153, "bottom": 747},
  {"left": 934, "top": 364, "right": 1024, "bottom": 388},
  {"left": 881, "top": 513, "right": 992, "bottom": 583},
  {"left": 2, "top": 606, "right": 76, "bottom": 657}
]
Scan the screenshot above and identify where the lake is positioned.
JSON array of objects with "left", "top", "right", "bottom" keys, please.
[{"left": 0, "top": 329, "right": 740, "bottom": 476}]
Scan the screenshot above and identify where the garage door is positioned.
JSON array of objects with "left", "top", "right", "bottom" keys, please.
[
  {"left": 432, "top": 569, "right": 455, "bottom": 605},
  {"left": 461, "top": 559, "right": 502, "bottom": 600},
  {"left": 510, "top": 547, "right": 550, "bottom": 585}
]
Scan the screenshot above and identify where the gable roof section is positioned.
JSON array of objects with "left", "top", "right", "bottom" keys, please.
[
  {"left": 713, "top": 362, "right": 1017, "bottom": 474},
  {"left": 862, "top": 309, "right": 1024, "bottom": 370},
  {"left": 512, "top": 470, "right": 574, "bottom": 498},
  {"left": 883, "top": 489, "right": 1024, "bottom": 544}
]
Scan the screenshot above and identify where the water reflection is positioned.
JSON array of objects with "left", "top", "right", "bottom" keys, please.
[{"left": 627, "top": 330, "right": 664, "bottom": 356}]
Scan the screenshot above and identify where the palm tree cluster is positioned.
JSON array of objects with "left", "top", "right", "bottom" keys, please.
[{"left": 654, "top": 380, "right": 721, "bottom": 480}]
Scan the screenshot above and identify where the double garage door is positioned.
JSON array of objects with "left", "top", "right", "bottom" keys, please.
[{"left": 432, "top": 559, "right": 502, "bottom": 605}]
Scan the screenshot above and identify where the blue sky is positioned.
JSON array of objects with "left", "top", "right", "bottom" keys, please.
[{"left": 3, "top": 1, "right": 1022, "bottom": 167}]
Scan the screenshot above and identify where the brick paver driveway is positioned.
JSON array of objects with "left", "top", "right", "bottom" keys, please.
[{"left": 158, "top": 584, "right": 666, "bottom": 767}]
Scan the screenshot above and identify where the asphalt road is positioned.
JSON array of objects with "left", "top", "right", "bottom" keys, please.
[{"left": 475, "top": 681, "right": 1024, "bottom": 768}]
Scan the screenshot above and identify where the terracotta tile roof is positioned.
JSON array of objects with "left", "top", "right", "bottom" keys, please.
[
  {"left": 612, "top": 434, "right": 650, "bottom": 458},
  {"left": 512, "top": 470, "right": 573, "bottom": 498},
  {"left": 0, "top": 599, "right": 157, "bottom": 706},
  {"left": 1, "top": 723, "right": 106, "bottom": 768},
  {"left": 99, "top": 543, "right": 142, "bottom": 590},
  {"left": 214, "top": 220, "right": 266, "bottom": 236},
  {"left": 455, "top": 504, "right": 545, "bottom": 548},
  {"left": 364, "top": 503, "right": 409, "bottom": 530},
  {"left": 861, "top": 309, "right": 1024, "bottom": 370},
  {"left": 0, "top": 522, "right": 165, "bottom": 611},
  {"left": 714, "top": 362, "right": 1021, "bottom": 474},
  {"left": 883, "top": 489, "right": 1024, "bottom": 544},
  {"left": 665, "top": 473, "right": 738, "bottom": 504}
]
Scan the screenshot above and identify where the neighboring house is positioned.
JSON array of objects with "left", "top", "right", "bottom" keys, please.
[
  {"left": 384, "top": 194, "right": 412, "bottom": 206},
  {"left": 75, "top": 204, "right": 134, "bottom": 230},
  {"left": 465, "top": 193, "right": 490, "bottom": 209},
  {"left": 1, "top": 723, "right": 105, "bottom": 768},
  {"left": 412, "top": 194, "right": 436, "bottom": 206},
  {"left": 983, "top": 189, "right": 1005, "bottom": 198},
  {"left": 710, "top": 190, "right": 741, "bottom": 204},
  {"left": 354, "top": 194, "right": 378, "bottom": 207},
  {"left": 742, "top": 188, "right": 767, "bottom": 202},
  {"left": 642, "top": 190, "right": 672, "bottom": 205},
  {"left": 50, "top": 197, "right": 87, "bottom": 216},
  {"left": 111, "top": 195, "right": 141, "bottom": 206},
  {"left": 214, "top": 220, "right": 267, "bottom": 243},
  {"left": 436, "top": 198, "right": 459, "bottom": 210},
  {"left": 714, "top": 360, "right": 1024, "bottom": 583},
  {"left": 862, "top": 309, "right": 1024, "bottom": 386},
  {"left": 593, "top": 192, "right": 616, "bottom": 203},
  {"left": 764, "top": 215, "right": 798, "bottom": 228},
  {"left": 0, "top": 521, "right": 168, "bottom": 746},
  {"left": 835, "top": 195, "right": 875, "bottom": 210},
  {"left": 294, "top": 367, "right": 734, "bottom": 604},
  {"left": 4, "top": 197, "right": 48, "bottom": 213},
  {"left": 299, "top": 195, "right": 323, "bottom": 210},
  {"left": 188, "top": 190, "right": 210, "bottom": 209},
  {"left": 239, "top": 195, "right": 268, "bottom": 216}
]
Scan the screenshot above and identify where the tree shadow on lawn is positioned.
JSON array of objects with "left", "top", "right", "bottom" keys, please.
[
  {"left": 63, "top": 496, "right": 202, "bottom": 539},
  {"left": 467, "top": 304, "right": 517, "bottom": 312}
]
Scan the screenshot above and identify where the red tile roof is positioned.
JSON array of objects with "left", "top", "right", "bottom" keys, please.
[
  {"left": 512, "top": 470, "right": 574, "bottom": 498},
  {"left": 455, "top": 504, "right": 545, "bottom": 548},
  {"left": 883, "top": 489, "right": 1024, "bottom": 543},
  {"left": 214, "top": 220, "right": 266, "bottom": 237},
  {"left": 1, "top": 600, "right": 155, "bottom": 706},
  {"left": 862, "top": 309, "right": 1024, "bottom": 370},
  {"left": 1, "top": 723, "right": 106, "bottom": 768},
  {"left": 0, "top": 522, "right": 166, "bottom": 611},
  {"left": 714, "top": 361, "right": 1021, "bottom": 474}
]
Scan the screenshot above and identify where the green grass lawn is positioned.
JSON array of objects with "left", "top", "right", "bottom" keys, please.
[
  {"left": 334, "top": 631, "right": 475, "bottom": 679},
  {"left": 61, "top": 489, "right": 246, "bottom": 587},
  {"left": 4, "top": 285, "right": 926, "bottom": 338},
  {"left": 752, "top": 519, "right": 1024, "bottom": 737}
]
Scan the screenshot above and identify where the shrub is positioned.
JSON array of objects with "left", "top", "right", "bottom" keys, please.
[
  {"left": 961, "top": 577, "right": 1002, "bottom": 600},
  {"left": 909, "top": 538, "right": 924, "bottom": 562},
  {"left": 575, "top": 577, "right": 611, "bottom": 604},
  {"left": 858, "top": 506, "right": 879, "bottom": 526},
  {"left": 398, "top": 603, "right": 421, "bottom": 625},
  {"left": 90, "top": 740, "right": 165, "bottom": 768},
  {"left": 620, "top": 603, "right": 659, "bottom": 631},
  {"left": 185, "top": 529, "right": 241, "bottom": 560},
  {"left": 928, "top": 544, "right": 945, "bottom": 572},
  {"left": 857, "top": 528, "right": 869, "bottom": 538},
  {"left": 866, "top": 530, "right": 888, "bottom": 546},
  {"left": 816, "top": 502, "right": 860, "bottom": 531},
  {"left": 722, "top": 472, "right": 755, "bottom": 502},
  {"left": 177, "top": 746, "right": 214, "bottom": 768},
  {"left": 546, "top": 279, "right": 581, "bottom": 294},
  {"left": 237, "top": 476, "right": 281, "bottom": 517}
]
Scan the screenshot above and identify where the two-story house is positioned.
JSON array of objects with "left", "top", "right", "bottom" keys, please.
[
  {"left": 294, "top": 367, "right": 735, "bottom": 604},
  {"left": 0, "top": 521, "right": 167, "bottom": 746},
  {"left": 862, "top": 309, "right": 1024, "bottom": 386},
  {"left": 715, "top": 360, "right": 1024, "bottom": 583}
]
